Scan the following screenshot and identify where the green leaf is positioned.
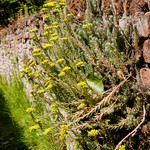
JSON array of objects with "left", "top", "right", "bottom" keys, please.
[{"left": 86, "top": 75, "right": 104, "bottom": 94}]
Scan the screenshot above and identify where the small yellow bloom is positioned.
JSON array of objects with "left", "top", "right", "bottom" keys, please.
[
  {"left": 88, "top": 129, "right": 99, "bottom": 136},
  {"left": 67, "top": 13, "right": 73, "bottom": 17},
  {"left": 29, "top": 90, "right": 34, "bottom": 94},
  {"left": 35, "top": 119, "right": 40, "bottom": 123},
  {"left": 37, "top": 69, "right": 42, "bottom": 74},
  {"left": 41, "top": 60, "right": 49, "bottom": 65},
  {"left": 63, "top": 19, "right": 67, "bottom": 22},
  {"left": 59, "top": 2, "right": 65, "bottom": 6},
  {"left": 43, "top": 2, "right": 56, "bottom": 7},
  {"left": 33, "top": 52, "right": 43, "bottom": 56},
  {"left": 41, "top": 8, "right": 47, "bottom": 11},
  {"left": 26, "top": 107, "right": 36, "bottom": 113},
  {"left": 35, "top": 74, "right": 40, "bottom": 78},
  {"left": 29, "top": 35, "right": 36, "bottom": 39},
  {"left": 52, "top": 22, "right": 58, "bottom": 25},
  {"left": 76, "top": 62, "right": 84, "bottom": 67},
  {"left": 77, "top": 82, "right": 86, "bottom": 87},
  {"left": 20, "top": 73, "right": 24, "bottom": 78},
  {"left": 37, "top": 89, "right": 45, "bottom": 94},
  {"left": 29, "top": 28, "right": 39, "bottom": 33},
  {"left": 52, "top": 9, "right": 59, "bottom": 13},
  {"left": 29, "top": 124, "right": 40, "bottom": 132},
  {"left": 44, "top": 128, "right": 51, "bottom": 135},
  {"left": 51, "top": 107, "right": 59, "bottom": 113},
  {"left": 29, "top": 46, "right": 34, "bottom": 49},
  {"left": 44, "top": 16, "right": 49, "bottom": 19},
  {"left": 61, "top": 37, "right": 68, "bottom": 41},
  {"left": 119, "top": 145, "right": 126, "bottom": 150},
  {"left": 59, "top": 125, "right": 68, "bottom": 140},
  {"left": 28, "top": 60, "right": 33, "bottom": 65},
  {"left": 43, "top": 31, "right": 49, "bottom": 36},
  {"left": 46, "top": 84, "right": 53, "bottom": 90},
  {"left": 50, "top": 36, "right": 58, "bottom": 41},
  {"left": 29, "top": 61, "right": 35, "bottom": 67},
  {"left": 51, "top": 33, "right": 58, "bottom": 36},
  {"left": 58, "top": 72, "right": 65, "bottom": 77},
  {"left": 32, "top": 48, "right": 41, "bottom": 54},
  {"left": 53, "top": 25, "right": 59, "bottom": 29},
  {"left": 77, "top": 103, "right": 86, "bottom": 110},
  {"left": 83, "top": 23, "right": 92, "bottom": 29},
  {"left": 48, "top": 62, "right": 55, "bottom": 68},
  {"left": 44, "top": 26, "right": 52, "bottom": 31},
  {"left": 43, "top": 44, "right": 53, "bottom": 49},
  {"left": 34, "top": 84, "right": 39, "bottom": 89},
  {"left": 57, "top": 58, "right": 64, "bottom": 63},
  {"left": 63, "top": 66, "right": 71, "bottom": 71},
  {"left": 22, "top": 64, "right": 26, "bottom": 68}
]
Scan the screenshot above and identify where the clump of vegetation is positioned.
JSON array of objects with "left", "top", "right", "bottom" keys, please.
[{"left": 2, "top": 0, "right": 150, "bottom": 149}]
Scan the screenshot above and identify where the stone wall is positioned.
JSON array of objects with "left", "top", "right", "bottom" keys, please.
[{"left": 0, "top": 12, "right": 46, "bottom": 75}]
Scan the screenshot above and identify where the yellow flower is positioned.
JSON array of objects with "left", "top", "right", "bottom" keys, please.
[
  {"left": 37, "top": 69, "right": 42, "bottom": 73},
  {"left": 43, "top": 44, "right": 53, "bottom": 49},
  {"left": 46, "top": 84, "right": 53, "bottom": 90},
  {"left": 58, "top": 72, "right": 65, "bottom": 77},
  {"left": 44, "top": 128, "right": 51, "bottom": 135},
  {"left": 29, "top": 28, "right": 39, "bottom": 33},
  {"left": 77, "top": 103, "right": 86, "bottom": 110},
  {"left": 51, "top": 107, "right": 59, "bottom": 113},
  {"left": 29, "top": 35, "right": 36, "bottom": 39},
  {"left": 63, "top": 66, "right": 71, "bottom": 71},
  {"left": 76, "top": 62, "right": 84, "bottom": 67},
  {"left": 45, "top": 81, "right": 51, "bottom": 86},
  {"left": 35, "top": 74, "right": 40, "bottom": 78},
  {"left": 29, "top": 124, "right": 40, "bottom": 132},
  {"left": 44, "top": 26, "right": 52, "bottom": 31},
  {"left": 28, "top": 60, "right": 33, "bottom": 65},
  {"left": 59, "top": 2, "right": 65, "bottom": 6},
  {"left": 37, "top": 89, "right": 45, "bottom": 94},
  {"left": 88, "top": 129, "right": 99, "bottom": 136},
  {"left": 43, "top": 31, "right": 49, "bottom": 36},
  {"left": 35, "top": 119, "right": 41, "bottom": 123},
  {"left": 48, "top": 62, "right": 55, "bottom": 68},
  {"left": 43, "top": 2, "right": 56, "bottom": 7},
  {"left": 83, "top": 23, "right": 92, "bottom": 29},
  {"left": 52, "top": 9, "right": 59, "bottom": 13},
  {"left": 77, "top": 82, "right": 86, "bottom": 87},
  {"left": 40, "top": 60, "right": 49, "bottom": 65},
  {"left": 57, "top": 58, "right": 64, "bottom": 63},
  {"left": 51, "top": 33, "right": 58, "bottom": 36},
  {"left": 41, "top": 8, "right": 47, "bottom": 11},
  {"left": 29, "top": 61, "right": 35, "bottom": 67},
  {"left": 33, "top": 52, "right": 43, "bottom": 56},
  {"left": 29, "top": 90, "right": 34, "bottom": 94},
  {"left": 52, "top": 22, "right": 58, "bottom": 25},
  {"left": 20, "top": 73, "right": 24, "bottom": 78},
  {"left": 50, "top": 36, "right": 58, "bottom": 41},
  {"left": 104, "top": 119, "right": 110, "bottom": 125},
  {"left": 67, "top": 13, "right": 73, "bottom": 17},
  {"left": 26, "top": 107, "right": 36, "bottom": 113},
  {"left": 61, "top": 37, "right": 68, "bottom": 41},
  {"left": 44, "top": 16, "right": 49, "bottom": 19},
  {"left": 34, "top": 84, "right": 39, "bottom": 89},
  {"left": 59, "top": 125, "right": 68, "bottom": 141},
  {"left": 119, "top": 145, "right": 126, "bottom": 150},
  {"left": 53, "top": 25, "right": 59, "bottom": 29},
  {"left": 22, "top": 64, "right": 26, "bottom": 68},
  {"left": 63, "top": 19, "right": 67, "bottom": 22},
  {"left": 32, "top": 48, "right": 41, "bottom": 54}
]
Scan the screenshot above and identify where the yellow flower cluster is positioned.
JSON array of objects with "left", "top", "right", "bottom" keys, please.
[
  {"left": 53, "top": 25, "right": 59, "bottom": 29},
  {"left": 37, "top": 69, "right": 42, "bottom": 73},
  {"left": 77, "top": 103, "right": 86, "bottom": 110},
  {"left": 29, "top": 90, "right": 34, "bottom": 94},
  {"left": 48, "top": 62, "right": 55, "bottom": 68},
  {"left": 88, "top": 129, "right": 99, "bottom": 136},
  {"left": 83, "top": 23, "right": 92, "bottom": 29},
  {"left": 59, "top": 2, "right": 65, "bottom": 6},
  {"left": 29, "top": 46, "right": 34, "bottom": 49},
  {"left": 33, "top": 53, "right": 43, "bottom": 57},
  {"left": 43, "top": 2, "right": 56, "bottom": 7},
  {"left": 29, "top": 28, "right": 39, "bottom": 33},
  {"left": 58, "top": 72, "right": 65, "bottom": 77},
  {"left": 26, "top": 107, "right": 36, "bottom": 113},
  {"left": 41, "top": 60, "right": 48, "bottom": 65},
  {"left": 59, "top": 125, "right": 68, "bottom": 141},
  {"left": 46, "top": 84, "right": 53, "bottom": 90},
  {"left": 37, "top": 89, "right": 45, "bottom": 94},
  {"left": 77, "top": 82, "right": 86, "bottom": 87},
  {"left": 22, "top": 64, "right": 26, "bottom": 68},
  {"left": 61, "top": 37, "right": 68, "bottom": 41},
  {"left": 57, "top": 58, "right": 64, "bottom": 63},
  {"left": 52, "top": 22, "right": 58, "bottom": 25},
  {"left": 43, "top": 31, "right": 48, "bottom": 36},
  {"left": 50, "top": 36, "right": 58, "bottom": 41},
  {"left": 34, "top": 84, "right": 39, "bottom": 89},
  {"left": 29, "top": 124, "right": 40, "bottom": 132},
  {"left": 35, "top": 119, "right": 41, "bottom": 123},
  {"left": 44, "top": 16, "right": 49, "bottom": 19},
  {"left": 29, "top": 35, "right": 36, "bottom": 39},
  {"left": 44, "top": 26, "right": 52, "bottom": 31},
  {"left": 76, "top": 62, "right": 84, "bottom": 67},
  {"left": 43, "top": 44, "right": 53, "bottom": 49},
  {"left": 119, "top": 145, "right": 126, "bottom": 150},
  {"left": 63, "top": 66, "right": 71, "bottom": 71},
  {"left": 67, "top": 14, "right": 73, "bottom": 17},
  {"left": 51, "top": 33, "right": 58, "bottom": 36},
  {"left": 52, "top": 9, "right": 59, "bottom": 14},
  {"left": 21, "top": 67, "right": 32, "bottom": 73},
  {"left": 32, "top": 48, "right": 41, "bottom": 54},
  {"left": 44, "top": 128, "right": 51, "bottom": 135},
  {"left": 29, "top": 61, "right": 35, "bottom": 67}
]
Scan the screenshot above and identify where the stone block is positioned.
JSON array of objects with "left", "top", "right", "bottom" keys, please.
[
  {"left": 142, "top": 39, "right": 150, "bottom": 63},
  {"left": 140, "top": 68, "right": 150, "bottom": 91}
]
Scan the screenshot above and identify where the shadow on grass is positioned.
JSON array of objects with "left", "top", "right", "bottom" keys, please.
[{"left": 0, "top": 89, "right": 28, "bottom": 150}]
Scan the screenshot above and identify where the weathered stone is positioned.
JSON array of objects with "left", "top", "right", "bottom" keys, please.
[
  {"left": 142, "top": 39, "right": 150, "bottom": 63},
  {"left": 140, "top": 68, "right": 150, "bottom": 91}
]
